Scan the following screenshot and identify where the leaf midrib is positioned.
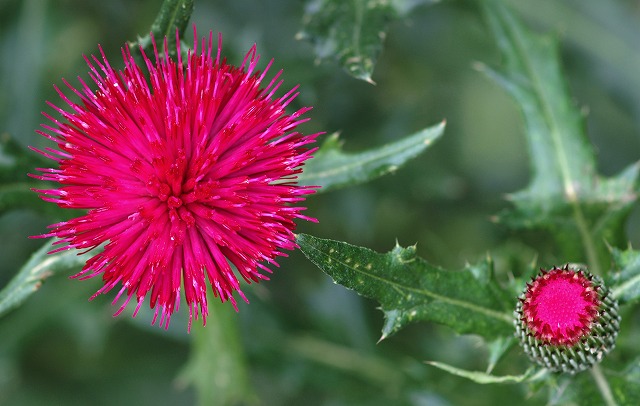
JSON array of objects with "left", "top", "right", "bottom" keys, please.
[
  {"left": 299, "top": 125, "right": 441, "bottom": 182},
  {"left": 508, "top": 13, "right": 577, "bottom": 201}
]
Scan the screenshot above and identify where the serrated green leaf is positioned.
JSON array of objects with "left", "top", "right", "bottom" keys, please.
[
  {"left": 296, "top": 234, "right": 513, "bottom": 340},
  {"left": 298, "top": 0, "right": 435, "bottom": 81},
  {"left": 129, "top": 0, "right": 194, "bottom": 58},
  {"left": 608, "top": 246, "right": 640, "bottom": 305},
  {"left": 480, "top": 1, "right": 639, "bottom": 275},
  {"left": 426, "top": 361, "right": 544, "bottom": 384},
  {"left": 298, "top": 121, "right": 444, "bottom": 192},
  {"left": 0, "top": 240, "right": 92, "bottom": 318}
]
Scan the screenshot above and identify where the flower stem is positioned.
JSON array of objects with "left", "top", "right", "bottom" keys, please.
[
  {"left": 572, "top": 203, "right": 603, "bottom": 277},
  {"left": 177, "top": 299, "right": 255, "bottom": 406},
  {"left": 590, "top": 364, "right": 617, "bottom": 406}
]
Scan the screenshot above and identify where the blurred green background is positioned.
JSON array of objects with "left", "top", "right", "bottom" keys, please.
[{"left": 1, "top": 0, "right": 640, "bottom": 404}]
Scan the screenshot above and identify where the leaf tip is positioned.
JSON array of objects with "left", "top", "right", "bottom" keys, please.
[
  {"left": 350, "top": 70, "right": 376, "bottom": 84},
  {"left": 427, "top": 120, "right": 447, "bottom": 144}
]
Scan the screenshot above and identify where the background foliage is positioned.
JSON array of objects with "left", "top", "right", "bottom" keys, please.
[{"left": 1, "top": 0, "right": 640, "bottom": 405}]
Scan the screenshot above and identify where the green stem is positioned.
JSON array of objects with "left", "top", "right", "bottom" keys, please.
[
  {"left": 590, "top": 364, "right": 617, "bottom": 406},
  {"left": 177, "top": 300, "right": 255, "bottom": 406},
  {"left": 572, "top": 204, "right": 602, "bottom": 276}
]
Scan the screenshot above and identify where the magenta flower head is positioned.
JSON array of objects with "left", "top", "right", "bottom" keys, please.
[
  {"left": 515, "top": 265, "right": 620, "bottom": 374},
  {"left": 30, "top": 30, "right": 319, "bottom": 329}
]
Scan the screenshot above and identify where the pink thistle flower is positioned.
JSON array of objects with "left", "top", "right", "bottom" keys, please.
[
  {"left": 30, "top": 30, "right": 319, "bottom": 329},
  {"left": 520, "top": 266, "right": 599, "bottom": 346}
]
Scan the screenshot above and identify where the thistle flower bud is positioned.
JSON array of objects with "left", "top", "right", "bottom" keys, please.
[{"left": 514, "top": 265, "right": 620, "bottom": 374}]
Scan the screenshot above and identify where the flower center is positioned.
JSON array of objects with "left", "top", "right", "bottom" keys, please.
[
  {"left": 167, "top": 195, "right": 183, "bottom": 208},
  {"left": 141, "top": 160, "right": 198, "bottom": 241},
  {"left": 522, "top": 268, "right": 599, "bottom": 346}
]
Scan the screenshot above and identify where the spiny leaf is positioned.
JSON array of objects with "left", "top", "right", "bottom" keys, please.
[
  {"left": 129, "top": 0, "right": 194, "bottom": 58},
  {"left": 298, "top": 121, "right": 444, "bottom": 193},
  {"left": 0, "top": 240, "right": 93, "bottom": 318},
  {"left": 426, "top": 361, "right": 544, "bottom": 384},
  {"left": 296, "top": 234, "right": 514, "bottom": 340},
  {"left": 298, "top": 0, "right": 436, "bottom": 81},
  {"left": 479, "top": 1, "right": 639, "bottom": 272},
  {"left": 608, "top": 246, "right": 640, "bottom": 305}
]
